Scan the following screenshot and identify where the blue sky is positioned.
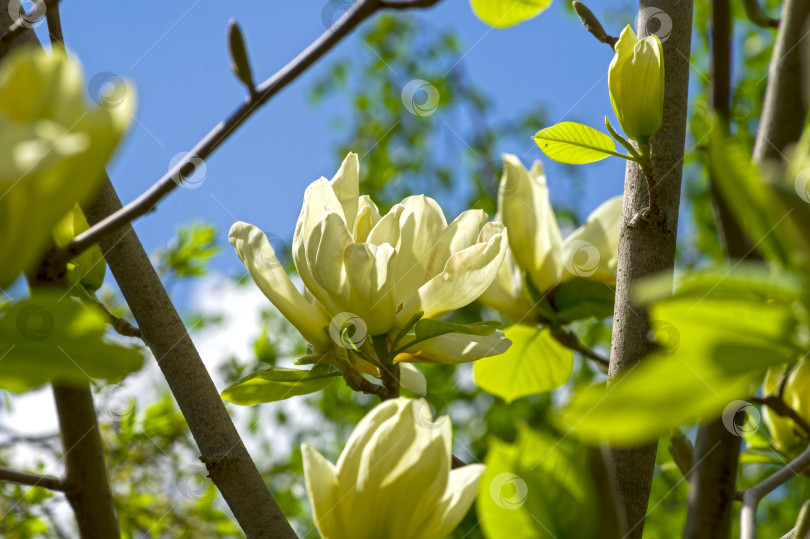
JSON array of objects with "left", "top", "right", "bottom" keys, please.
[{"left": 40, "top": 0, "right": 637, "bottom": 303}]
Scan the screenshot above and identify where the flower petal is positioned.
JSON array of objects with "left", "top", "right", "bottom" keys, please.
[
  {"left": 330, "top": 153, "right": 360, "bottom": 233},
  {"left": 499, "top": 155, "right": 563, "bottom": 292},
  {"left": 302, "top": 444, "right": 343, "bottom": 538},
  {"left": 478, "top": 223, "right": 538, "bottom": 323},
  {"left": 561, "top": 195, "right": 623, "bottom": 283},
  {"left": 229, "top": 222, "right": 330, "bottom": 349},
  {"left": 397, "top": 227, "right": 507, "bottom": 323},
  {"left": 344, "top": 242, "right": 397, "bottom": 335},
  {"left": 305, "top": 212, "right": 353, "bottom": 313},
  {"left": 399, "top": 363, "right": 427, "bottom": 396},
  {"left": 425, "top": 464, "right": 485, "bottom": 539},
  {"left": 395, "top": 330, "right": 512, "bottom": 365},
  {"left": 422, "top": 209, "right": 489, "bottom": 283},
  {"left": 353, "top": 195, "right": 381, "bottom": 242}
]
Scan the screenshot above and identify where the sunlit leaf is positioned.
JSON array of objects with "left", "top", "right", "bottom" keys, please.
[
  {"left": 470, "top": 0, "right": 552, "bottom": 28},
  {"left": 474, "top": 325, "right": 573, "bottom": 402},
  {"left": 53, "top": 203, "right": 106, "bottom": 292},
  {"left": 534, "top": 122, "right": 619, "bottom": 164},
  {"left": 0, "top": 292, "right": 144, "bottom": 392},
  {"left": 221, "top": 366, "right": 339, "bottom": 405},
  {"left": 477, "top": 426, "right": 603, "bottom": 539},
  {"left": 557, "top": 269, "right": 799, "bottom": 445}
]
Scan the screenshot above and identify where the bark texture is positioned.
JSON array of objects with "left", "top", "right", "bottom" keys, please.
[
  {"left": 84, "top": 179, "right": 296, "bottom": 539},
  {"left": 608, "top": 2, "right": 693, "bottom": 537}
]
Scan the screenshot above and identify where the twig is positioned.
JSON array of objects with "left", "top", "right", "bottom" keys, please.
[
  {"left": 750, "top": 395, "right": 810, "bottom": 437},
  {"left": 740, "top": 443, "right": 810, "bottom": 539},
  {"left": 742, "top": 0, "right": 779, "bottom": 29},
  {"left": 0, "top": 0, "right": 60, "bottom": 54},
  {"left": 572, "top": 1, "right": 618, "bottom": 49},
  {"left": 85, "top": 290, "right": 142, "bottom": 339},
  {"left": 55, "top": 0, "right": 445, "bottom": 265},
  {"left": 0, "top": 466, "right": 65, "bottom": 491},
  {"left": 550, "top": 327, "right": 610, "bottom": 372}
]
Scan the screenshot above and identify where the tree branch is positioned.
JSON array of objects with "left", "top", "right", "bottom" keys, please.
[
  {"left": 0, "top": 466, "right": 65, "bottom": 491},
  {"left": 607, "top": 3, "right": 693, "bottom": 537},
  {"left": 83, "top": 290, "right": 142, "bottom": 339},
  {"left": 684, "top": 2, "right": 746, "bottom": 536},
  {"left": 55, "top": 0, "right": 445, "bottom": 265},
  {"left": 741, "top": 443, "right": 810, "bottom": 539},
  {"left": 52, "top": 384, "right": 121, "bottom": 538},
  {"left": 742, "top": 0, "right": 779, "bottom": 29},
  {"left": 550, "top": 327, "right": 610, "bottom": 372},
  {"left": 0, "top": 0, "right": 59, "bottom": 54},
  {"left": 752, "top": 0, "right": 810, "bottom": 165},
  {"left": 750, "top": 395, "right": 810, "bottom": 437}
]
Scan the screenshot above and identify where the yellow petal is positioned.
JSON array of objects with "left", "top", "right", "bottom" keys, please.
[
  {"left": 499, "top": 155, "right": 563, "bottom": 292},
  {"left": 229, "top": 222, "right": 331, "bottom": 349},
  {"left": 399, "top": 363, "right": 427, "bottom": 396},
  {"left": 353, "top": 195, "right": 381, "bottom": 242},
  {"left": 561, "top": 195, "right": 623, "bottom": 283},
  {"left": 305, "top": 212, "right": 353, "bottom": 313},
  {"left": 330, "top": 153, "right": 360, "bottom": 233},
  {"left": 395, "top": 330, "right": 512, "bottom": 365},
  {"left": 302, "top": 444, "right": 343, "bottom": 538},
  {"left": 344, "top": 242, "right": 397, "bottom": 336}
]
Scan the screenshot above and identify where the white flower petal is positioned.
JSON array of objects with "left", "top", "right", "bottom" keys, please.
[
  {"left": 397, "top": 228, "right": 507, "bottom": 323},
  {"left": 561, "top": 195, "right": 623, "bottom": 283},
  {"left": 399, "top": 363, "right": 427, "bottom": 396},
  {"left": 422, "top": 209, "right": 489, "bottom": 283},
  {"left": 353, "top": 195, "right": 381, "bottom": 242},
  {"left": 305, "top": 212, "right": 353, "bottom": 313},
  {"left": 229, "top": 222, "right": 330, "bottom": 349},
  {"left": 344, "top": 242, "right": 397, "bottom": 335},
  {"left": 426, "top": 464, "right": 485, "bottom": 539},
  {"left": 302, "top": 444, "right": 343, "bottom": 538},
  {"left": 500, "top": 154, "right": 563, "bottom": 292},
  {"left": 395, "top": 330, "right": 511, "bottom": 365},
  {"left": 330, "top": 153, "right": 360, "bottom": 233}
]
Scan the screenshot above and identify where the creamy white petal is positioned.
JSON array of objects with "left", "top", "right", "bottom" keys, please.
[
  {"left": 561, "top": 195, "right": 623, "bottom": 283},
  {"left": 500, "top": 154, "right": 563, "bottom": 292},
  {"left": 229, "top": 222, "right": 330, "bottom": 349},
  {"left": 425, "top": 464, "right": 486, "bottom": 539},
  {"left": 397, "top": 229, "right": 507, "bottom": 323},
  {"left": 344, "top": 242, "right": 397, "bottom": 335},
  {"left": 366, "top": 203, "right": 405, "bottom": 246},
  {"left": 305, "top": 212, "right": 353, "bottom": 313},
  {"left": 478, "top": 224, "right": 538, "bottom": 323},
  {"left": 302, "top": 444, "right": 343, "bottom": 538},
  {"left": 399, "top": 363, "right": 427, "bottom": 396},
  {"left": 353, "top": 195, "right": 381, "bottom": 242},
  {"left": 330, "top": 153, "right": 360, "bottom": 233},
  {"left": 395, "top": 330, "right": 511, "bottom": 365},
  {"left": 293, "top": 178, "right": 344, "bottom": 308},
  {"left": 422, "top": 209, "right": 489, "bottom": 283}
]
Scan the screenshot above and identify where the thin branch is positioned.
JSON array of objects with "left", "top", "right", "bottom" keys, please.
[
  {"left": 550, "top": 327, "right": 610, "bottom": 372},
  {"left": 740, "top": 443, "right": 810, "bottom": 539},
  {"left": 84, "top": 290, "right": 142, "bottom": 339},
  {"left": 742, "top": 0, "right": 779, "bottom": 29},
  {"left": 0, "top": 0, "right": 60, "bottom": 54},
  {"left": 572, "top": 1, "right": 618, "bottom": 49},
  {"left": 55, "top": 0, "right": 445, "bottom": 265},
  {"left": 0, "top": 466, "right": 65, "bottom": 491},
  {"left": 750, "top": 395, "right": 810, "bottom": 437}
]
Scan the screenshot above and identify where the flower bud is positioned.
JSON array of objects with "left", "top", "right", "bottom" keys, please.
[{"left": 608, "top": 26, "right": 665, "bottom": 142}]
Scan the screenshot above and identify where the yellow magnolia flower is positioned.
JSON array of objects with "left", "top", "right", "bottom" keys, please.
[
  {"left": 763, "top": 359, "right": 810, "bottom": 455},
  {"left": 479, "top": 154, "right": 622, "bottom": 321},
  {"left": 0, "top": 46, "right": 135, "bottom": 287},
  {"left": 302, "top": 398, "right": 484, "bottom": 539},
  {"left": 229, "top": 153, "right": 510, "bottom": 384},
  {"left": 608, "top": 25, "right": 665, "bottom": 142}
]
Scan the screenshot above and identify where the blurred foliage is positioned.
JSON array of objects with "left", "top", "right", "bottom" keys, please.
[{"left": 154, "top": 221, "right": 220, "bottom": 283}]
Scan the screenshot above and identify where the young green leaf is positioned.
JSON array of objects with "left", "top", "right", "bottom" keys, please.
[
  {"left": 473, "top": 325, "right": 573, "bottom": 402},
  {"left": 556, "top": 270, "right": 799, "bottom": 445},
  {"left": 221, "top": 366, "right": 339, "bottom": 405},
  {"left": 477, "top": 426, "right": 604, "bottom": 539},
  {"left": 470, "top": 0, "right": 552, "bottom": 29},
  {"left": 534, "top": 122, "right": 631, "bottom": 164},
  {"left": 0, "top": 292, "right": 144, "bottom": 392}
]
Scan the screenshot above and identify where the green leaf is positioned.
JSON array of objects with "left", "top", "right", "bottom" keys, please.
[
  {"left": 551, "top": 277, "right": 615, "bottom": 322},
  {"left": 557, "top": 270, "right": 799, "bottom": 445},
  {"left": 413, "top": 318, "right": 501, "bottom": 341},
  {"left": 221, "top": 367, "right": 338, "bottom": 405},
  {"left": 707, "top": 115, "right": 796, "bottom": 266},
  {"left": 53, "top": 203, "right": 106, "bottom": 292},
  {"left": 474, "top": 325, "right": 573, "bottom": 402},
  {"left": 470, "top": 0, "right": 552, "bottom": 28},
  {"left": 533, "top": 122, "right": 622, "bottom": 164},
  {"left": 477, "top": 426, "right": 602, "bottom": 539},
  {"left": 0, "top": 292, "right": 144, "bottom": 392}
]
